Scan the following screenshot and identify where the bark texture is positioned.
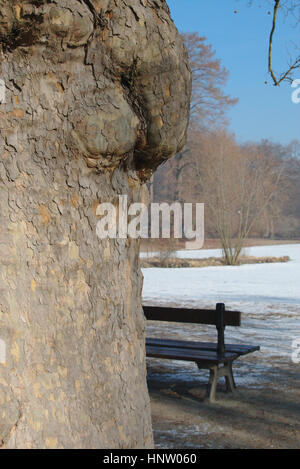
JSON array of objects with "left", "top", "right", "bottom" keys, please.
[{"left": 0, "top": 0, "right": 191, "bottom": 448}]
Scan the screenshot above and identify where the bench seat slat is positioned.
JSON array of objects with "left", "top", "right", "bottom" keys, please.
[
  {"left": 146, "top": 345, "right": 238, "bottom": 364},
  {"left": 146, "top": 337, "right": 260, "bottom": 356}
]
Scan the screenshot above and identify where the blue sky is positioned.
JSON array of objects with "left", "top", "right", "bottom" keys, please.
[{"left": 167, "top": 0, "right": 299, "bottom": 144}]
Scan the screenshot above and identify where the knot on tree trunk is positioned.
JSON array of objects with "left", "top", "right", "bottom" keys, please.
[{"left": 1, "top": 0, "right": 191, "bottom": 177}]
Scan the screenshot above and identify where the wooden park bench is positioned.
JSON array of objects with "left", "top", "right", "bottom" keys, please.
[{"left": 144, "top": 303, "right": 260, "bottom": 402}]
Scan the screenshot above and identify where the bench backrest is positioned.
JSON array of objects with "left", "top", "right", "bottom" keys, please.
[
  {"left": 143, "top": 303, "right": 241, "bottom": 356},
  {"left": 143, "top": 304, "right": 241, "bottom": 327}
]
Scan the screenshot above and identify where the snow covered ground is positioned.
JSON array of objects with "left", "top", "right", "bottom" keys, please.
[
  {"left": 142, "top": 244, "right": 300, "bottom": 311},
  {"left": 143, "top": 244, "right": 300, "bottom": 382}
]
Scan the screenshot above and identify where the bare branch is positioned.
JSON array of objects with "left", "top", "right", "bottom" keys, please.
[{"left": 268, "top": 0, "right": 300, "bottom": 85}]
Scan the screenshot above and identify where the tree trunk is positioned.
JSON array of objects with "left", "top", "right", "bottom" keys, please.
[{"left": 0, "top": 0, "right": 191, "bottom": 448}]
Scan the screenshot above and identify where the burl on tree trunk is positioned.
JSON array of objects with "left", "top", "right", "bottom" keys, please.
[{"left": 0, "top": 0, "right": 191, "bottom": 448}]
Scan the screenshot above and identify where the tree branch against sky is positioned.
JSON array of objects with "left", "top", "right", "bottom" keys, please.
[
  {"left": 267, "top": 0, "right": 300, "bottom": 85},
  {"left": 247, "top": 0, "right": 300, "bottom": 85}
]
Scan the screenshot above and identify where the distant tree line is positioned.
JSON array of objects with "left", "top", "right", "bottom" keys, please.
[{"left": 154, "top": 133, "right": 300, "bottom": 235}]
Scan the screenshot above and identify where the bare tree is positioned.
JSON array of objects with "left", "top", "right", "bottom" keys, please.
[
  {"left": 190, "top": 131, "right": 284, "bottom": 264},
  {"left": 154, "top": 33, "right": 238, "bottom": 205},
  {"left": 182, "top": 32, "right": 238, "bottom": 127}
]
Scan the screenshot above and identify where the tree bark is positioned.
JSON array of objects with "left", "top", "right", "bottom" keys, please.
[{"left": 0, "top": 0, "right": 191, "bottom": 448}]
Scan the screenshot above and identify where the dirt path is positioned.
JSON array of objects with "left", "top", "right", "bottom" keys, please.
[{"left": 148, "top": 360, "right": 300, "bottom": 449}]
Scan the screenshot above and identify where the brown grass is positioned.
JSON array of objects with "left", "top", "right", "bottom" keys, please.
[{"left": 140, "top": 255, "right": 290, "bottom": 269}]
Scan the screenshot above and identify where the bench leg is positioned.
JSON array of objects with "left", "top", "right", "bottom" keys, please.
[
  {"left": 225, "top": 367, "right": 235, "bottom": 393},
  {"left": 207, "top": 366, "right": 218, "bottom": 403},
  {"left": 227, "top": 361, "right": 236, "bottom": 389},
  {"left": 206, "top": 361, "right": 236, "bottom": 402}
]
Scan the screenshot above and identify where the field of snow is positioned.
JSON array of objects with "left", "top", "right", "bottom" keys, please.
[
  {"left": 143, "top": 244, "right": 300, "bottom": 373},
  {"left": 143, "top": 244, "right": 300, "bottom": 311}
]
